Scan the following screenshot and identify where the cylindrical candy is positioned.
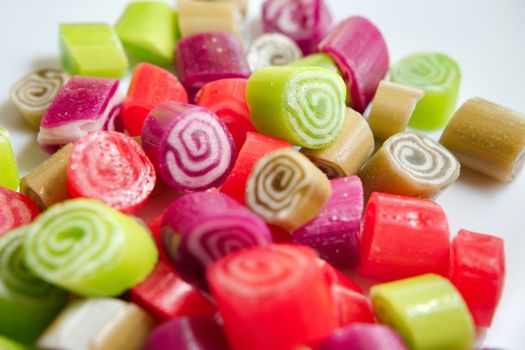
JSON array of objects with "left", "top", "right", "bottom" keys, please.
[
  {"left": 0, "top": 128, "right": 19, "bottom": 191},
  {"left": 390, "top": 52, "right": 461, "bottom": 130},
  {"left": 359, "top": 131, "right": 460, "bottom": 199},
  {"left": 178, "top": 0, "right": 241, "bottom": 38},
  {"left": 0, "top": 187, "right": 40, "bottom": 236},
  {"left": 370, "top": 274, "right": 475, "bottom": 350},
  {"left": 439, "top": 97, "right": 525, "bottom": 181},
  {"left": 207, "top": 244, "right": 337, "bottom": 350},
  {"left": 23, "top": 198, "right": 158, "bottom": 297},
  {"left": 319, "top": 323, "right": 407, "bottom": 350},
  {"left": 247, "top": 33, "right": 303, "bottom": 71},
  {"left": 66, "top": 131, "right": 156, "bottom": 213},
  {"left": 141, "top": 102, "right": 236, "bottom": 192},
  {"left": 359, "top": 192, "right": 450, "bottom": 281},
  {"left": 247, "top": 66, "right": 346, "bottom": 149},
  {"left": 319, "top": 16, "right": 389, "bottom": 113},
  {"left": 288, "top": 53, "right": 341, "bottom": 75},
  {"left": 246, "top": 148, "right": 332, "bottom": 232}
]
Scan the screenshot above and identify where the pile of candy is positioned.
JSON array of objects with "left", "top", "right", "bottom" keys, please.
[{"left": 1, "top": 0, "right": 523, "bottom": 349}]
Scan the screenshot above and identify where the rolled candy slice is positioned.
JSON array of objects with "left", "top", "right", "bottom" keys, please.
[
  {"left": 0, "top": 227, "right": 68, "bottom": 343},
  {"left": 37, "top": 298, "right": 154, "bottom": 350},
  {"left": 0, "top": 128, "right": 19, "bottom": 191},
  {"left": 23, "top": 198, "right": 158, "bottom": 296},
  {"left": 292, "top": 176, "right": 363, "bottom": 268},
  {"left": 37, "top": 76, "right": 123, "bottom": 153},
  {"left": 0, "top": 336, "right": 36, "bottom": 350},
  {"left": 66, "top": 131, "right": 156, "bottom": 213},
  {"left": 450, "top": 230, "right": 505, "bottom": 327},
  {"left": 439, "top": 97, "right": 525, "bottom": 181},
  {"left": 0, "top": 187, "right": 40, "bottom": 236},
  {"left": 359, "top": 131, "right": 460, "bottom": 199},
  {"left": 301, "top": 108, "right": 374, "bottom": 178},
  {"left": 144, "top": 317, "right": 229, "bottom": 350},
  {"left": 122, "top": 63, "right": 188, "bottom": 136},
  {"left": 359, "top": 192, "right": 450, "bottom": 281},
  {"left": 288, "top": 53, "right": 341, "bottom": 74},
  {"left": 319, "top": 323, "right": 407, "bottom": 350},
  {"left": 247, "top": 66, "right": 346, "bottom": 149},
  {"left": 10, "top": 69, "right": 69, "bottom": 129},
  {"left": 141, "top": 102, "right": 236, "bottom": 192},
  {"left": 161, "top": 192, "right": 272, "bottom": 287},
  {"left": 262, "top": 0, "right": 333, "bottom": 54},
  {"left": 195, "top": 78, "right": 255, "bottom": 150},
  {"left": 247, "top": 33, "right": 303, "bottom": 71},
  {"left": 178, "top": 0, "right": 241, "bottom": 38},
  {"left": 319, "top": 16, "right": 389, "bottom": 113},
  {"left": 390, "top": 52, "right": 461, "bottom": 129},
  {"left": 176, "top": 32, "right": 250, "bottom": 98},
  {"left": 207, "top": 244, "right": 337, "bottom": 350},
  {"left": 246, "top": 148, "right": 332, "bottom": 232},
  {"left": 221, "top": 132, "right": 291, "bottom": 204},
  {"left": 370, "top": 274, "right": 475, "bottom": 350},
  {"left": 368, "top": 81, "right": 425, "bottom": 143}
]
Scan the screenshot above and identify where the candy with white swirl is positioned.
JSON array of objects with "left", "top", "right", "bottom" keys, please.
[{"left": 248, "top": 33, "right": 303, "bottom": 71}]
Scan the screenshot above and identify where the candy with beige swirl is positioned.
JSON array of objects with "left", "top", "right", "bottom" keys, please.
[{"left": 248, "top": 33, "right": 303, "bottom": 71}]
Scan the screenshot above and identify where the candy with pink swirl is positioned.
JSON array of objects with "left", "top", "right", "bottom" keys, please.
[{"left": 0, "top": 186, "right": 40, "bottom": 236}]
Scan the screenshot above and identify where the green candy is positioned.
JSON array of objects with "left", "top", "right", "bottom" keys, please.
[
  {"left": 0, "top": 335, "right": 36, "bottom": 350},
  {"left": 370, "top": 274, "right": 474, "bottom": 350},
  {"left": 390, "top": 52, "right": 461, "bottom": 130},
  {"left": 23, "top": 199, "right": 158, "bottom": 297},
  {"left": 0, "top": 227, "right": 68, "bottom": 343},
  {"left": 288, "top": 53, "right": 341, "bottom": 75},
  {"left": 116, "top": 1, "right": 179, "bottom": 67},
  {"left": 60, "top": 23, "right": 129, "bottom": 78},
  {"left": 247, "top": 66, "right": 346, "bottom": 149},
  {"left": 0, "top": 128, "right": 19, "bottom": 191}
]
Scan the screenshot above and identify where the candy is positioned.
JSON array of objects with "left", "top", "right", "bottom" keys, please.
[
  {"left": 195, "top": 78, "right": 255, "bottom": 150},
  {"left": 66, "top": 131, "right": 156, "bottom": 213},
  {"left": 319, "top": 16, "right": 389, "bottom": 113},
  {"left": 207, "top": 244, "right": 337, "bottom": 350},
  {"left": 390, "top": 52, "right": 461, "bottom": 129},
  {"left": 359, "top": 192, "right": 450, "bottom": 281},
  {"left": 197, "top": 0, "right": 248, "bottom": 15},
  {"left": 144, "top": 317, "right": 230, "bottom": 350},
  {"left": 0, "top": 128, "right": 19, "bottom": 191},
  {"left": 262, "top": 0, "right": 333, "bottom": 54},
  {"left": 116, "top": 1, "right": 178, "bottom": 67},
  {"left": 141, "top": 102, "right": 236, "bottom": 192},
  {"left": 319, "top": 323, "right": 407, "bottom": 350},
  {"left": 178, "top": 0, "right": 241, "bottom": 38},
  {"left": 370, "top": 274, "right": 475, "bottom": 350},
  {"left": 247, "top": 33, "right": 303, "bottom": 71},
  {"left": 359, "top": 131, "right": 460, "bottom": 199},
  {"left": 220, "top": 131, "right": 291, "bottom": 204},
  {"left": 122, "top": 63, "right": 188, "bottom": 136},
  {"left": 0, "top": 187, "right": 39, "bottom": 236},
  {"left": 60, "top": 23, "right": 128, "bottom": 78},
  {"left": 37, "top": 76, "right": 123, "bottom": 153},
  {"left": 301, "top": 108, "right": 374, "bottom": 178},
  {"left": 0, "top": 336, "right": 35, "bottom": 350},
  {"left": 37, "top": 298, "right": 154, "bottom": 350},
  {"left": 176, "top": 32, "right": 250, "bottom": 98},
  {"left": 247, "top": 66, "right": 346, "bottom": 148},
  {"left": 292, "top": 176, "right": 363, "bottom": 268},
  {"left": 368, "top": 81, "right": 425, "bottom": 143},
  {"left": 288, "top": 53, "right": 341, "bottom": 74},
  {"left": 10, "top": 69, "right": 69, "bottom": 129},
  {"left": 23, "top": 198, "right": 157, "bottom": 296},
  {"left": 0, "top": 227, "right": 68, "bottom": 343},
  {"left": 19, "top": 144, "right": 72, "bottom": 210},
  {"left": 439, "top": 97, "right": 525, "bottom": 181},
  {"left": 450, "top": 230, "right": 505, "bottom": 327},
  {"left": 246, "top": 148, "right": 332, "bottom": 232}
]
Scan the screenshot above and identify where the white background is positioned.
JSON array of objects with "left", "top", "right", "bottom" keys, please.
[{"left": 0, "top": 0, "right": 524, "bottom": 348}]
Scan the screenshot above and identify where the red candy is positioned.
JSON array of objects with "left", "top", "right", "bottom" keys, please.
[
  {"left": 359, "top": 192, "right": 450, "bottom": 281},
  {"left": 450, "top": 230, "right": 505, "bottom": 327},
  {"left": 0, "top": 186, "right": 39, "bottom": 236}
]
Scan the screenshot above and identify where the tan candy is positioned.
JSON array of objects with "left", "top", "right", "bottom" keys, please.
[
  {"left": 440, "top": 97, "right": 525, "bottom": 181},
  {"left": 178, "top": 0, "right": 241, "bottom": 38},
  {"left": 193, "top": 0, "right": 247, "bottom": 15}
]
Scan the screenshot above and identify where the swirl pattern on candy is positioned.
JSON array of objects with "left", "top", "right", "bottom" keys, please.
[
  {"left": 0, "top": 187, "right": 39, "bottom": 236},
  {"left": 247, "top": 33, "right": 303, "bottom": 71}
]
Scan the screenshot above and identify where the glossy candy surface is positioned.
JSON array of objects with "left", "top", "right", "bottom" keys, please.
[
  {"left": 0, "top": 187, "right": 39, "bottom": 236},
  {"left": 0, "top": 128, "right": 19, "bottom": 191},
  {"left": 319, "top": 323, "right": 407, "bottom": 350},
  {"left": 178, "top": 0, "right": 241, "bottom": 38},
  {"left": 288, "top": 53, "right": 341, "bottom": 74}
]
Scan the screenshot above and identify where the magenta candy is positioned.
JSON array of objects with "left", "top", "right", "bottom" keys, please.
[
  {"left": 319, "top": 323, "right": 408, "bottom": 350},
  {"left": 292, "top": 176, "right": 363, "bottom": 268},
  {"left": 319, "top": 16, "right": 389, "bottom": 113},
  {"left": 141, "top": 102, "right": 237, "bottom": 192}
]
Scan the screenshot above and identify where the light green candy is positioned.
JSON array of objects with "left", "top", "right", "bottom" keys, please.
[
  {"left": 0, "top": 335, "right": 35, "bottom": 350},
  {"left": 0, "top": 128, "right": 19, "bottom": 191},
  {"left": 247, "top": 66, "right": 346, "bottom": 149},
  {"left": 0, "top": 227, "right": 68, "bottom": 343},
  {"left": 390, "top": 52, "right": 461, "bottom": 130},
  {"left": 60, "top": 23, "right": 129, "bottom": 78},
  {"left": 370, "top": 274, "right": 474, "bottom": 350},
  {"left": 116, "top": 1, "right": 179, "bottom": 67},
  {"left": 23, "top": 199, "right": 158, "bottom": 297},
  {"left": 288, "top": 53, "right": 341, "bottom": 75}
]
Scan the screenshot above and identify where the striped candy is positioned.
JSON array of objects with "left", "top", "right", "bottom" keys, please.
[{"left": 0, "top": 187, "right": 39, "bottom": 236}]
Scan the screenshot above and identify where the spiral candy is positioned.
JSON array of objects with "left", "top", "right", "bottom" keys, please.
[
  {"left": 247, "top": 33, "right": 303, "bottom": 71},
  {"left": 0, "top": 186, "right": 40, "bottom": 236}
]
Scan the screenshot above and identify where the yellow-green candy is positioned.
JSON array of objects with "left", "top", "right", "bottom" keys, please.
[{"left": 0, "top": 128, "right": 19, "bottom": 191}]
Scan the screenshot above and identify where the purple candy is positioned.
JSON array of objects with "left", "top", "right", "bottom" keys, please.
[
  {"left": 141, "top": 102, "right": 237, "bottom": 192},
  {"left": 319, "top": 323, "right": 408, "bottom": 350},
  {"left": 37, "top": 76, "right": 123, "bottom": 153},
  {"left": 292, "top": 176, "right": 363, "bottom": 268}
]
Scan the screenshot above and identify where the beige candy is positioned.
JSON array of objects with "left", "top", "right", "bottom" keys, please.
[
  {"left": 193, "top": 0, "right": 247, "bottom": 15},
  {"left": 178, "top": 0, "right": 241, "bottom": 38}
]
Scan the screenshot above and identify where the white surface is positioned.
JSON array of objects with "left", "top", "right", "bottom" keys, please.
[{"left": 0, "top": 0, "right": 524, "bottom": 348}]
